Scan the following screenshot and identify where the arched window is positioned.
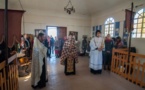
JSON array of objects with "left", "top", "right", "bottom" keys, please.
[
  {"left": 133, "top": 8, "right": 145, "bottom": 38},
  {"left": 105, "top": 17, "right": 115, "bottom": 37}
]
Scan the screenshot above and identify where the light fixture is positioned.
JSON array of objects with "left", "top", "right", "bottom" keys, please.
[{"left": 64, "top": 0, "right": 75, "bottom": 14}]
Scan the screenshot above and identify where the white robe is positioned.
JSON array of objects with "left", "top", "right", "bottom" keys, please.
[
  {"left": 89, "top": 37, "right": 104, "bottom": 70},
  {"left": 31, "top": 37, "right": 48, "bottom": 86}
]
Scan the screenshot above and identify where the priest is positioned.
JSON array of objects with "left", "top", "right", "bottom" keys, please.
[
  {"left": 89, "top": 30, "right": 104, "bottom": 74},
  {"left": 31, "top": 33, "right": 48, "bottom": 89},
  {"left": 60, "top": 34, "right": 78, "bottom": 75}
]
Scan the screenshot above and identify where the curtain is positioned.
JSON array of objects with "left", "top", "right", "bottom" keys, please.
[
  {"left": 0, "top": 10, "right": 5, "bottom": 44},
  {"left": 0, "top": 9, "right": 25, "bottom": 48}
]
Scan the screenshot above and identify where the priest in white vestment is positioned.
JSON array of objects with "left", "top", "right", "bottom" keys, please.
[
  {"left": 31, "top": 33, "right": 48, "bottom": 89},
  {"left": 89, "top": 30, "right": 104, "bottom": 74}
]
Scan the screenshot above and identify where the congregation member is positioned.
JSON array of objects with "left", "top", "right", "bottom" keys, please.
[
  {"left": 54, "top": 37, "right": 61, "bottom": 58},
  {"left": 50, "top": 36, "right": 55, "bottom": 54},
  {"left": 60, "top": 36, "right": 67, "bottom": 56},
  {"left": 82, "top": 37, "right": 88, "bottom": 55},
  {"left": 31, "top": 33, "right": 48, "bottom": 89},
  {"left": 114, "top": 36, "right": 124, "bottom": 49},
  {"left": 24, "top": 34, "right": 30, "bottom": 57},
  {"left": 47, "top": 36, "right": 51, "bottom": 58},
  {"left": 89, "top": 30, "right": 104, "bottom": 74},
  {"left": 86, "top": 37, "right": 92, "bottom": 55},
  {"left": 104, "top": 34, "right": 114, "bottom": 70},
  {"left": 44, "top": 35, "right": 49, "bottom": 57},
  {"left": 60, "top": 34, "right": 78, "bottom": 75},
  {"left": 20, "top": 36, "right": 26, "bottom": 53}
]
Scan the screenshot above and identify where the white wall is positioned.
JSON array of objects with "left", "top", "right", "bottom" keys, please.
[
  {"left": 22, "top": 9, "right": 91, "bottom": 42},
  {"left": 0, "top": 1, "right": 91, "bottom": 45},
  {"left": 91, "top": 0, "right": 145, "bottom": 55}
]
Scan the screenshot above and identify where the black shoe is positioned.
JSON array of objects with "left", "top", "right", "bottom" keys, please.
[
  {"left": 31, "top": 85, "right": 39, "bottom": 89},
  {"left": 38, "top": 84, "right": 46, "bottom": 89}
]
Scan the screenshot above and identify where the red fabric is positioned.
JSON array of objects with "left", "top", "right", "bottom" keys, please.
[
  {"left": 0, "top": 10, "right": 5, "bottom": 43},
  {"left": 55, "top": 50, "right": 60, "bottom": 54},
  {"left": 125, "top": 9, "right": 135, "bottom": 32},
  {"left": 105, "top": 39, "right": 112, "bottom": 43},
  {"left": 0, "top": 9, "right": 25, "bottom": 47}
]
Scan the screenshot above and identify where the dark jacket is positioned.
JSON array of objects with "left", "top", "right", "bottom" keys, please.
[
  {"left": 44, "top": 39, "right": 49, "bottom": 48},
  {"left": 82, "top": 39, "right": 87, "bottom": 49},
  {"left": 50, "top": 37, "right": 55, "bottom": 46},
  {"left": 105, "top": 39, "right": 114, "bottom": 53}
]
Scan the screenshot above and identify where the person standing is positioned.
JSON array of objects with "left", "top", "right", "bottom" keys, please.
[
  {"left": 82, "top": 37, "right": 87, "bottom": 55},
  {"left": 60, "top": 36, "right": 67, "bottom": 57},
  {"left": 60, "top": 34, "right": 78, "bottom": 75},
  {"left": 114, "top": 36, "right": 124, "bottom": 49},
  {"left": 89, "top": 30, "right": 104, "bottom": 74},
  {"left": 54, "top": 37, "right": 61, "bottom": 58},
  {"left": 50, "top": 36, "right": 55, "bottom": 54},
  {"left": 104, "top": 34, "right": 114, "bottom": 70},
  {"left": 24, "top": 34, "right": 30, "bottom": 57},
  {"left": 31, "top": 33, "right": 48, "bottom": 89},
  {"left": 87, "top": 37, "right": 91, "bottom": 54},
  {"left": 47, "top": 36, "right": 51, "bottom": 58},
  {"left": 44, "top": 35, "right": 49, "bottom": 57}
]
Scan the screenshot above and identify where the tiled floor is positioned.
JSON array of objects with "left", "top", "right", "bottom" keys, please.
[{"left": 19, "top": 56, "right": 144, "bottom": 90}]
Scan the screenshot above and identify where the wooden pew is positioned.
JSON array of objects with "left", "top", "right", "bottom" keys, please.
[{"left": 0, "top": 54, "right": 18, "bottom": 90}]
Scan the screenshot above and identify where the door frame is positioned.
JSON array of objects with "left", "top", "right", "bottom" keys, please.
[{"left": 46, "top": 26, "right": 67, "bottom": 37}]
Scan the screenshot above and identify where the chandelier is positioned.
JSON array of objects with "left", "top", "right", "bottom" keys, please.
[{"left": 64, "top": 0, "right": 75, "bottom": 14}]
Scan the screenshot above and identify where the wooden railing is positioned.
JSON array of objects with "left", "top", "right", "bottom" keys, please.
[
  {"left": 111, "top": 48, "right": 145, "bottom": 87},
  {"left": 0, "top": 54, "right": 18, "bottom": 90}
]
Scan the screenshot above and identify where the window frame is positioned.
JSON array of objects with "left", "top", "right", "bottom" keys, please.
[
  {"left": 133, "top": 8, "right": 145, "bottom": 38},
  {"left": 105, "top": 17, "right": 115, "bottom": 37}
]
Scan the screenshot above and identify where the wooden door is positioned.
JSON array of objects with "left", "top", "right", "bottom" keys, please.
[{"left": 57, "top": 27, "right": 67, "bottom": 39}]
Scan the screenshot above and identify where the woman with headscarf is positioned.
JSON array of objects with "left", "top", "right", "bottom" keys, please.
[
  {"left": 55, "top": 37, "right": 61, "bottom": 58},
  {"left": 104, "top": 34, "right": 114, "bottom": 70},
  {"left": 115, "top": 36, "right": 124, "bottom": 49},
  {"left": 60, "top": 34, "right": 78, "bottom": 75}
]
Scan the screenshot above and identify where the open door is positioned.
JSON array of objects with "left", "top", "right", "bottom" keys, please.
[{"left": 57, "top": 27, "right": 67, "bottom": 39}]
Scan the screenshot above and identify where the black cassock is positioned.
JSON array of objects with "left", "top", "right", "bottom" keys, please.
[
  {"left": 32, "top": 58, "right": 47, "bottom": 88},
  {"left": 31, "top": 38, "right": 48, "bottom": 89}
]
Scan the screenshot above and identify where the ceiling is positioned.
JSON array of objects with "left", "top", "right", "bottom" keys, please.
[{"left": 0, "top": 0, "right": 136, "bottom": 15}]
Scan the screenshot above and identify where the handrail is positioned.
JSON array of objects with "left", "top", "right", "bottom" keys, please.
[
  {"left": 0, "top": 53, "right": 17, "bottom": 70},
  {"left": 8, "top": 53, "right": 17, "bottom": 64},
  {"left": 113, "top": 48, "right": 145, "bottom": 58}
]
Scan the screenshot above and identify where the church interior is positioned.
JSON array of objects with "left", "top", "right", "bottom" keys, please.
[{"left": 0, "top": 0, "right": 145, "bottom": 90}]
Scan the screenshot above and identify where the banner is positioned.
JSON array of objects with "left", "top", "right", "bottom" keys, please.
[{"left": 125, "top": 9, "right": 135, "bottom": 32}]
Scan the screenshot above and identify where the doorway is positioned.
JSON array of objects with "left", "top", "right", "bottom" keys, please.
[
  {"left": 46, "top": 26, "right": 67, "bottom": 58},
  {"left": 47, "top": 27, "right": 57, "bottom": 38}
]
